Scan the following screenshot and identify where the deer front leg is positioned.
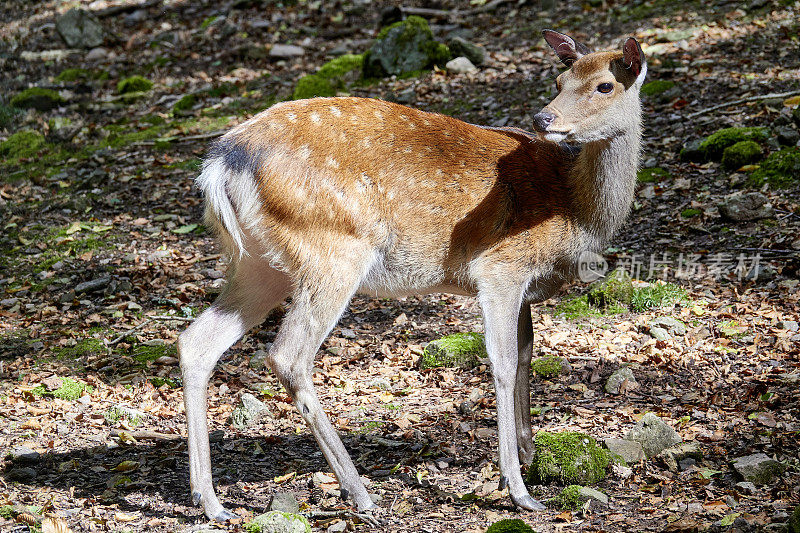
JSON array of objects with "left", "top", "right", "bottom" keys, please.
[
  {"left": 515, "top": 302, "right": 535, "bottom": 465},
  {"left": 479, "top": 289, "right": 545, "bottom": 511}
]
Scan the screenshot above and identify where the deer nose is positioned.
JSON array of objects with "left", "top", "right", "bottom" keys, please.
[{"left": 532, "top": 111, "right": 556, "bottom": 133}]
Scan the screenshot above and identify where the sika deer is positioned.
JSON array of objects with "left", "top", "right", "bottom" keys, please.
[{"left": 179, "top": 30, "right": 647, "bottom": 520}]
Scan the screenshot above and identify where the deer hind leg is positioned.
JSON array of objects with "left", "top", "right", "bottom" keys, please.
[
  {"left": 515, "top": 302, "right": 535, "bottom": 465},
  {"left": 267, "top": 258, "right": 377, "bottom": 512},
  {"left": 179, "top": 260, "right": 290, "bottom": 521}
]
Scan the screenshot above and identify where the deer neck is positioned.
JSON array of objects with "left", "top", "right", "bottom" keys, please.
[{"left": 568, "top": 117, "right": 641, "bottom": 251}]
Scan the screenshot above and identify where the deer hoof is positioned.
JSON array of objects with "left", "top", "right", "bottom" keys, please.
[
  {"left": 511, "top": 493, "right": 546, "bottom": 511},
  {"left": 212, "top": 508, "right": 238, "bottom": 522}
]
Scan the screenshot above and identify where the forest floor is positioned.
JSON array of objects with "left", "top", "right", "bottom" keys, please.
[{"left": 1, "top": 1, "right": 799, "bottom": 532}]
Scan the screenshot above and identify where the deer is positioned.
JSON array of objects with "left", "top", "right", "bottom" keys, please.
[{"left": 178, "top": 29, "right": 647, "bottom": 520}]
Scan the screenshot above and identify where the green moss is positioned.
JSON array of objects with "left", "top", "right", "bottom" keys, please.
[
  {"left": 172, "top": 93, "right": 197, "bottom": 112},
  {"left": 637, "top": 167, "right": 669, "bottom": 183},
  {"left": 365, "top": 16, "right": 450, "bottom": 78},
  {"left": 10, "top": 87, "right": 64, "bottom": 111},
  {"left": 680, "top": 208, "right": 702, "bottom": 217},
  {"left": 698, "top": 127, "right": 768, "bottom": 160},
  {"left": 552, "top": 485, "right": 585, "bottom": 511},
  {"left": 421, "top": 332, "right": 486, "bottom": 369},
  {"left": 424, "top": 41, "right": 451, "bottom": 67},
  {"left": 55, "top": 68, "right": 90, "bottom": 82},
  {"left": 0, "top": 505, "right": 13, "bottom": 519},
  {"left": 531, "top": 356, "right": 565, "bottom": 379},
  {"left": 56, "top": 338, "right": 105, "bottom": 359},
  {"left": 51, "top": 377, "right": 88, "bottom": 401},
  {"left": 528, "top": 431, "right": 610, "bottom": 485},
  {"left": 245, "top": 511, "right": 311, "bottom": 533},
  {"left": 485, "top": 518, "right": 536, "bottom": 533},
  {"left": 200, "top": 15, "right": 220, "bottom": 29},
  {"left": 555, "top": 295, "right": 604, "bottom": 319},
  {"left": 718, "top": 320, "right": 746, "bottom": 338},
  {"left": 630, "top": 283, "right": 686, "bottom": 312},
  {"left": 721, "top": 140, "right": 764, "bottom": 170},
  {"left": 293, "top": 54, "right": 364, "bottom": 100},
  {"left": 0, "top": 130, "right": 48, "bottom": 159},
  {"left": 788, "top": 504, "right": 800, "bottom": 533},
  {"left": 748, "top": 147, "right": 800, "bottom": 188},
  {"left": 133, "top": 343, "right": 176, "bottom": 363},
  {"left": 117, "top": 75, "right": 154, "bottom": 94},
  {"left": 640, "top": 80, "right": 675, "bottom": 96},
  {"left": 588, "top": 269, "right": 633, "bottom": 310},
  {"left": 104, "top": 406, "right": 143, "bottom": 426}
]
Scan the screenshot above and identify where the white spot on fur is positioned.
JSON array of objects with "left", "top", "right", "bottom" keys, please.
[
  {"left": 326, "top": 156, "right": 339, "bottom": 169},
  {"left": 329, "top": 106, "right": 342, "bottom": 117},
  {"left": 361, "top": 138, "right": 372, "bottom": 148},
  {"left": 297, "top": 145, "right": 311, "bottom": 160},
  {"left": 373, "top": 110, "right": 383, "bottom": 120},
  {"left": 310, "top": 112, "right": 321, "bottom": 124},
  {"left": 286, "top": 112, "right": 297, "bottom": 122},
  {"left": 402, "top": 147, "right": 412, "bottom": 154}
]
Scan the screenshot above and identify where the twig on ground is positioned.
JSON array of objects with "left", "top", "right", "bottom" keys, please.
[
  {"left": 106, "top": 315, "right": 194, "bottom": 346},
  {"left": 305, "top": 509, "right": 381, "bottom": 526},
  {"left": 685, "top": 89, "right": 800, "bottom": 119}
]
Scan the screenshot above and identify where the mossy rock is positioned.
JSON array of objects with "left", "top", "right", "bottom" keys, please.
[
  {"left": 117, "top": 75, "right": 153, "bottom": 94},
  {"left": 551, "top": 485, "right": 585, "bottom": 511},
  {"left": 485, "top": 518, "right": 535, "bottom": 533},
  {"left": 363, "top": 16, "right": 450, "bottom": 78},
  {"left": 420, "top": 332, "right": 486, "bottom": 369},
  {"left": 51, "top": 377, "right": 89, "bottom": 401},
  {"left": 637, "top": 167, "right": 669, "bottom": 183},
  {"left": 531, "top": 355, "right": 566, "bottom": 379},
  {"left": 721, "top": 140, "right": 764, "bottom": 170},
  {"left": 698, "top": 126, "right": 768, "bottom": 161},
  {"left": 587, "top": 269, "right": 633, "bottom": 311},
  {"left": 528, "top": 431, "right": 611, "bottom": 485},
  {"left": 293, "top": 54, "right": 363, "bottom": 100},
  {"left": 244, "top": 511, "right": 311, "bottom": 533},
  {"left": 630, "top": 282, "right": 686, "bottom": 312},
  {"left": 640, "top": 80, "right": 675, "bottom": 96},
  {"left": 748, "top": 147, "right": 800, "bottom": 188},
  {"left": 172, "top": 93, "right": 197, "bottom": 112},
  {"left": 55, "top": 68, "right": 107, "bottom": 82},
  {"left": 0, "top": 130, "right": 48, "bottom": 159},
  {"left": 0, "top": 104, "right": 22, "bottom": 128},
  {"left": 680, "top": 208, "right": 701, "bottom": 218},
  {"left": 10, "top": 88, "right": 64, "bottom": 111}
]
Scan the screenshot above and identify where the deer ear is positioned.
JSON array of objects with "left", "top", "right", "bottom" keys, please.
[
  {"left": 542, "top": 29, "right": 589, "bottom": 67},
  {"left": 622, "top": 37, "right": 646, "bottom": 79}
]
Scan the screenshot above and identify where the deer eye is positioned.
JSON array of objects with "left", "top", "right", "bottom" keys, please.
[{"left": 597, "top": 82, "right": 614, "bottom": 93}]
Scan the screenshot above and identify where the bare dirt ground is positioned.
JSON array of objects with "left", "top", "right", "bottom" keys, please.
[{"left": 1, "top": 1, "right": 798, "bottom": 532}]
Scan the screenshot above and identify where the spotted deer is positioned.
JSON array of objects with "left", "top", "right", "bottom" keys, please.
[{"left": 179, "top": 30, "right": 647, "bottom": 520}]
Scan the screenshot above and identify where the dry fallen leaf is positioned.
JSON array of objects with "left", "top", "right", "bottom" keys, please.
[{"left": 42, "top": 516, "right": 74, "bottom": 533}]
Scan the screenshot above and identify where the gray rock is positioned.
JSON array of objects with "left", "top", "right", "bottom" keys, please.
[
  {"left": 106, "top": 404, "right": 147, "bottom": 425},
  {"left": 777, "top": 126, "right": 800, "bottom": 147},
  {"left": 124, "top": 9, "right": 149, "bottom": 27},
  {"left": 367, "top": 377, "right": 391, "bottom": 390},
  {"left": 718, "top": 192, "right": 774, "bottom": 222},
  {"left": 9, "top": 446, "right": 40, "bottom": 464},
  {"left": 577, "top": 486, "right": 609, "bottom": 506},
  {"left": 649, "top": 326, "right": 670, "bottom": 341},
  {"left": 1, "top": 297, "right": 19, "bottom": 308},
  {"left": 680, "top": 138, "right": 704, "bottom": 162},
  {"left": 268, "top": 492, "right": 300, "bottom": 513},
  {"left": 85, "top": 47, "right": 109, "bottom": 61},
  {"left": 249, "top": 349, "right": 269, "bottom": 370},
  {"left": 732, "top": 453, "right": 785, "bottom": 485},
  {"left": 364, "top": 17, "right": 448, "bottom": 78},
  {"left": 658, "top": 442, "right": 702, "bottom": 472},
  {"left": 605, "top": 367, "right": 638, "bottom": 395},
  {"left": 270, "top": 44, "right": 305, "bottom": 58},
  {"left": 59, "top": 290, "right": 76, "bottom": 304},
  {"left": 446, "top": 36, "right": 485, "bottom": 65},
  {"left": 603, "top": 438, "right": 645, "bottom": 464},
  {"left": 777, "top": 320, "right": 799, "bottom": 332},
  {"left": 7, "top": 467, "right": 37, "bottom": 481},
  {"left": 650, "top": 316, "right": 686, "bottom": 337},
  {"left": 229, "top": 393, "right": 271, "bottom": 430},
  {"left": 247, "top": 511, "right": 311, "bottom": 533},
  {"left": 75, "top": 276, "right": 111, "bottom": 294},
  {"left": 735, "top": 481, "right": 757, "bottom": 494},
  {"left": 794, "top": 105, "right": 800, "bottom": 128},
  {"left": 327, "top": 520, "right": 347, "bottom": 533},
  {"left": 446, "top": 56, "right": 477, "bottom": 74},
  {"left": 625, "top": 412, "right": 682, "bottom": 458},
  {"left": 56, "top": 8, "right": 105, "bottom": 48}
]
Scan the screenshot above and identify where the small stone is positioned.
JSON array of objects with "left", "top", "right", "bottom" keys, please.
[
  {"left": 605, "top": 367, "right": 638, "bottom": 395},
  {"left": 270, "top": 44, "right": 305, "bottom": 58},
  {"left": 718, "top": 192, "right": 774, "bottom": 222},
  {"left": 9, "top": 446, "right": 40, "bottom": 464},
  {"left": 732, "top": 453, "right": 785, "bottom": 485},
  {"left": 603, "top": 438, "right": 645, "bottom": 464},
  {"left": 679, "top": 457, "right": 696, "bottom": 471},
  {"left": 249, "top": 349, "right": 269, "bottom": 370},
  {"left": 735, "top": 481, "right": 757, "bottom": 494},
  {"left": 458, "top": 400, "right": 474, "bottom": 415},
  {"left": 367, "top": 378, "right": 391, "bottom": 390},
  {"left": 649, "top": 326, "right": 670, "bottom": 341},
  {"left": 777, "top": 126, "right": 800, "bottom": 147},
  {"left": 56, "top": 8, "right": 105, "bottom": 48},
  {"left": 327, "top": 520, "right": 347, "bottom": 533},
  {"left": 59, "top": 290, "right": 76, "bottom": 304},
  {"left": 268, "top": 492, "right": 300, "bottom": 513},
  {"left": 246, "top": 511, "right": 311, "bottom": 533},
  {"left": 577, "top": 486, "right": 609, "bottom": 506},
  {"left": 625, "top": 412, "right": 682, "bottom": 458},
  {"left": 124, "top": 9, "right": 148, "bottom": 26},
  {"left": 447, "top": 36, "right": 486, "bottom": 65},
  {"left": 85, "top": 47, "right": 109, "bottom": 61},
  {"left": 340, "top": 328, "right": 356, "bottom": 339},
  {"left": 1, "top": 297, "right": 19, "bottom": 308},
  {"left": 777, "top": 320, "right": 799, "bottom": 332},
  {"left": 75, "top": 276, "right": 111, "bottom": 294},
  {"left": 229, "top": 393, "right": 271, "bottom": 430},
  {"left": 679, "top": 138, "right": 704, "bottom": 162},
  {"left": 7, "top": 467, "right": 37, "bottom": 481},
  {"left": 649, "top": 316, "right": 686, "bottom": 337}
]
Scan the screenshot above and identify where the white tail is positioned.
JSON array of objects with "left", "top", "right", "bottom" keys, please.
[{"left": 179, "top": 30, "right": 647, "bottom": 520}]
